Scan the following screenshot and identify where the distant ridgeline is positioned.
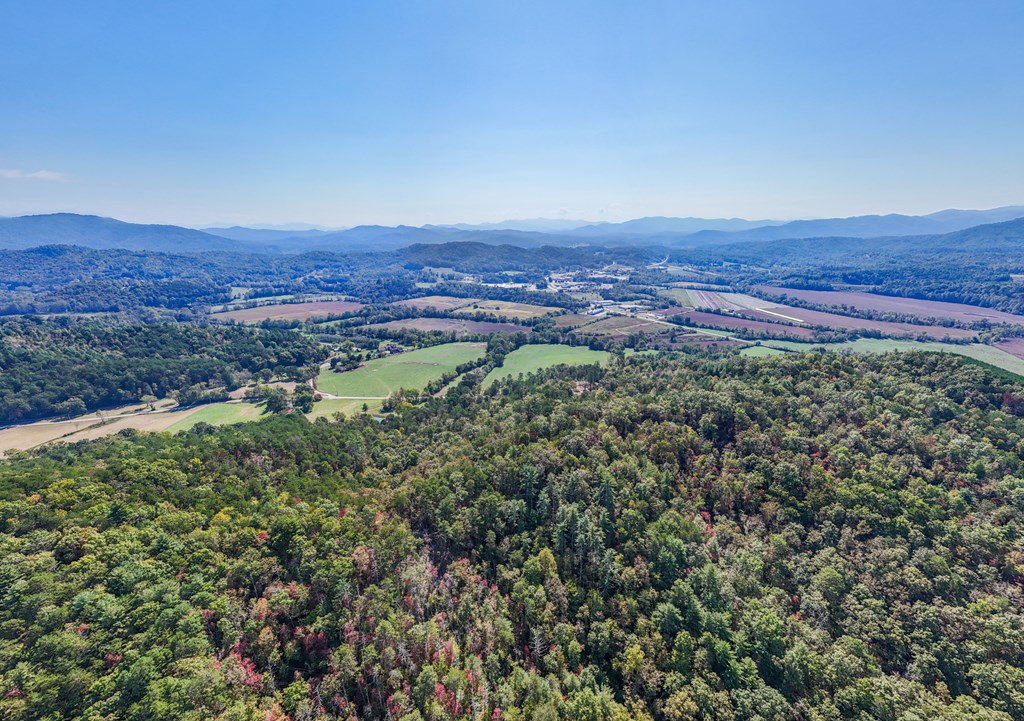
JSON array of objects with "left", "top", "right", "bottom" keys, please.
[
  {"left": 2, "top": 211, "right": 1024, "bottom": 316},
  {"left": 1, "top": 351, "right": 1023, "bottom": 719}
]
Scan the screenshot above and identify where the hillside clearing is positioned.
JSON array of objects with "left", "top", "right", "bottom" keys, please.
[
  {"left": 484, "top": 344, "right": 611, "bottom": 387},
  {"left": 316, "top": 342, "right": 487, "bottom": 397}
]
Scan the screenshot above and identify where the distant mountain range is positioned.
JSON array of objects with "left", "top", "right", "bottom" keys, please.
[
  {"left": 201, "top": 226, "right": 333, "bottom": 243},
  {"left": 2, "top": 206, "right": 1022, "bottom": 254},
  {"left": 426, "top": 218, "right": 598, "bottom": 232},
  {"left": 0, "top": 214, "right": 253, "bottom": 253}
]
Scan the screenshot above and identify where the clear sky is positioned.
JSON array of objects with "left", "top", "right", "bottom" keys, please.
[{"left": 2, "top": 1, "right": 1023, "bottom": 227}]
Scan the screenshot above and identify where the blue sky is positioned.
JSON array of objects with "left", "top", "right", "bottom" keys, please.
[{"left": 2, "top": 1, "right": 1022, "bottom": 226}]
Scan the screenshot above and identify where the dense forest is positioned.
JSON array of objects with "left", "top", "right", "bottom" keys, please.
[
  {"left": 0, "top": 317, "right": 327, "bottom": 423},
  {"left": 1, "top": 352, "right": 1022, "bottom": 720}
]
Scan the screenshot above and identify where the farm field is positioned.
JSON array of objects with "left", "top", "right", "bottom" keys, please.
[
  {"left": 367, "top": 318, "right": 525, "bottom": 335},
  {"left": 755, "top": 286, "right": 1024, "bottom": 324},
  {"left": 453, "top": 300, "right": 559, "bottom": 319},
  {"left": 0, "top": 398, "right": 178, "bottom": 452},
  {"left": 553, "top": 313, "right": 603, "bottom": 328},
  {"left": 742, "top": 306, "right": 978, "bottom": 340},
  {"left": 658, "top": 287, "right": 975, "bottom": 339},
  {"left": 760, "top": 338, "right": 1024, "bottom": 377},
  {"left": 166, "top": 402, "right": 264, "bottom": 432},
  {"left": 666, "top": 281, "right": 733, "bottom": 289},
  {"left": 670, "top": 335, "right": 745, "bottom": 351},
  {"left": 679, "top": 310, "right": 818, "bottom": 338},
  {"left": 392, "top": 295, "right": 479, "bottom": 311},
  {"left": 315, "top": 342, "right": 486, "bottom": 397},
  {"left": 211, "top": 300, "right": 364, "bottom": 323},
  {"left": 995, "top": 338, "right": 1024, "bottom": 361},
  {"left": 660, "top": 288, "right": 793, "bottom": 314},
  {"left": 0, "top": 403, "right": 199, "bottom": 452},
  {"left": 574, "top": 315, "right": 669, "bottom": 338},
  {"left": 484, "top": 344, "right": 611, "bottom": 387}
]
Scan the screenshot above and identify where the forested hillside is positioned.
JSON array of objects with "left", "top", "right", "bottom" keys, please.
[
  {"left": 0, "top": 318, "right": 327, "bottom": 423},
  {"left": 1, "top": 352, "right": 1022, "bottom": 720}
]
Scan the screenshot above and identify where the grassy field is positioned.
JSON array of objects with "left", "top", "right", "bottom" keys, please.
[
  {"left": 739, "top": 345, "right": 788, "bottom": 357},
  {"left": 484, "top": 344, "right": 611, "bottom": 387},
  {"left": 759, "top": 338, "right": 1024, "bottom": 377},
  {"left": 316, "top": 342, "right": 487, "bottom": 397},
  {"left": 454, "top": 300, "right": 558, "bottom": 319},
  {"left": 306, "top": 398, "right": 384, "bottom": 420},
  {"left": 166, "top": 402, "right": 264, "bottom": 432}
]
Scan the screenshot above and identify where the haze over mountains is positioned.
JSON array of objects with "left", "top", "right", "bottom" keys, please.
[{"left": 1, "top": 206, "right": 1023, "bottom": 255}]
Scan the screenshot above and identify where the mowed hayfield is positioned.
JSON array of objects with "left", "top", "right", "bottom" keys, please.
[
  {"left": 316, "top": 342, "right": 487, "bottom": 397},
  {"left": 453, "top": 300, "right": 559, "bottom": 319},
  {"left": 166, "top": 402, "right": 264, "bottom": 432},
  {"left": 392, "top": 295, "right": 479, "bottom": 311},
  {"left": 756, "top": 286, "right": 1024, "bottom": 325},
  {"left": 759, "top": 338, "right": 1024, "bottom": 377},
  {"left": 366, "top": 318, "right": 525, "bottom": 335},
  {"left": 212, "top": 300, "right": 364, "bottom": 323},
  {"left": 484, "top": 344, "right": 611, "bottom": 387},
  {"left": 0, "top": 401, "right": 214, "bottom": 452}
]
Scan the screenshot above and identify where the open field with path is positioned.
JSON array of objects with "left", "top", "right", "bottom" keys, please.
[
  {"left": 392, "top": 295, "right": 479, "bottom": 311},
  {"left": 212, "top": 300, "right": 364, "bottom": 323},
  {"left": 0, "top": 402, "right": 200, "bottom": 452},
  {"left": 316, "top": 342, "right": 486, "bottom": 397}
]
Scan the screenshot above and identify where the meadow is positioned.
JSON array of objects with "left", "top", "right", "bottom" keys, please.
[
  {"left": 315, "top": 342, "right": 487, "bottom": 397},
  {"left": 483, "top": 344, "right": 611, "bottom": 387}
]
